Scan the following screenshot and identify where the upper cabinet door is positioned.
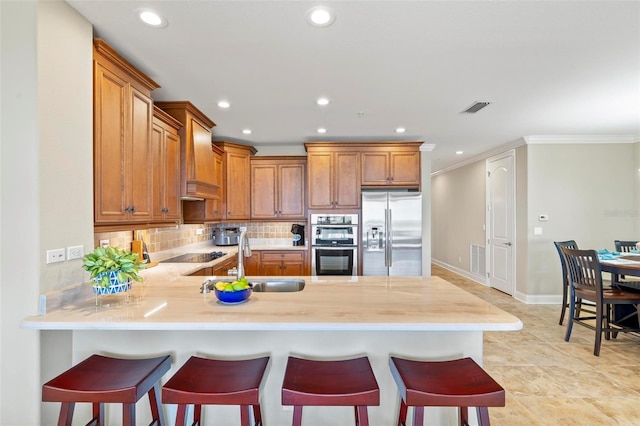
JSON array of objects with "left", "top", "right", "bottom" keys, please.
[
  {"left": 151, "top": 106, "right": 182, "bottom": 222},
  {"left": 216, "top": 141, "right": 256, "bottom": 221},
  {"left": 278, "top": 162, "right": 306, "bottom": 218},
  {"left": 251, "top": 163, "right": 278, "bottom": 219},
  {"left": 127, "top": 87, "right": 154, "bottom": 221},
  {"left": 307, "top": 152, "right": 334, "bottom": 209},
  {"left": 94, "top": 61, "right": 129, "bottom": 223},
  {"left": 333, "top": 152, "right": 361, "bottom": 209}
]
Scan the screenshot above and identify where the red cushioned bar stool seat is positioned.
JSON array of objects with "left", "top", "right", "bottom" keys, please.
[
  {"left": 389, "top": 356, "right": 505, "bottom": 426},
  {"left": 281, "top": 356, "right": 380, "bottom": 426},
  {"left": 162, "top": 356, "right": 270, "bottom": 426},
  {"left": 42, "top": 354, "right": 171, "bottom": 426}
]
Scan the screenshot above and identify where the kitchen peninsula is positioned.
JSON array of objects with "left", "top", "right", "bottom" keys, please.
[{"left": 23, "top": 262, "right": 521, "bottom": 426}]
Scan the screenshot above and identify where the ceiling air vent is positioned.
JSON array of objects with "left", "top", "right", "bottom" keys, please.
[{"left": 462, "top": 101, "right": 492, "bottom": 114}]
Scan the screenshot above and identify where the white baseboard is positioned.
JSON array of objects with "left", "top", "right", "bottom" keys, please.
[
  {"left": 431, "top": 259, "right": 487, "bottom": 286},
  {"left": 514, "top": 291, "right": 562, "bottom": 305},
  {"left": 432, "top": 258, "right": 562, "bottom": 305}
]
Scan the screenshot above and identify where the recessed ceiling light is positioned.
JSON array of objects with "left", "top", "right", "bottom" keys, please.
[
  {"left": 395, "top": 127, "right": 406, "bottom": 133},
  {"left": 316, "top": 97, "right": 330, "bottom": 106},
  {"left": 137, "top": 9, "right": 167, "bottom": 28},
  {"left": 456, "top": 150, "right": 464, "bottom": 155},
  {"left": 317, "top": 128, "right": 327, "bottom": 134},
  {"left": 242, "top": 129, "right": 252, "bottom": 135},
  {"left": 217, "top": 100, "right": 230, "bottom": 109},
  {"left": 307, "top": 6, "right": 336, "bottom": 27}
]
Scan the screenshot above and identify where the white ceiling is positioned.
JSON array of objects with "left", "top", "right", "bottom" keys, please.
[{"left": 66, "top": 0, "right": 640, "bottom": 172}]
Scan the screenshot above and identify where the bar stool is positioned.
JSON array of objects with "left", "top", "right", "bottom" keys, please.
[
  {"left": 42, "top": 353, "right": 171, "bottom": 426},
  {"left": 162, "top": 355, "right": 270, "bottom": 426},
  {"left": 389, "top": 356, "right": 505, "bottom": 426},
  {"left": 281, "top": 356, "right": 380, "bottom": 426}
]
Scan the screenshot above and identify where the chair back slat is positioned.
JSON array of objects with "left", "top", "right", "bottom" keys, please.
[
  {"left": 614, "top": 240, "right": 638, "bottom": 253},
  {"left": 554, "top": 240, "right": 578, "bottom": 286},
  {"left": 560, "top": 247, "right": 603, "bottom": 294}
]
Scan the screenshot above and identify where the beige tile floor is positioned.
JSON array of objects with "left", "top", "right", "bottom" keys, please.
[{"left": 431, "top": 264, "right": 640, "bottom": 426}]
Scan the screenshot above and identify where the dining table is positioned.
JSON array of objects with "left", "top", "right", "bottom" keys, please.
[{"left": 599, "top": 254, "right": 640, "bottom": 327}]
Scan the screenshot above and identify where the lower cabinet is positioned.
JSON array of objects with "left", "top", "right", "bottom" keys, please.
[
  {"left": 189, "top": 256, "right": 238, "bottom": 277},
  {"left": 244, "top": 250, "right": 307, "bottom": 276},
  {"left": 243, "top": 252, "right": 262, "bottom": 276}
]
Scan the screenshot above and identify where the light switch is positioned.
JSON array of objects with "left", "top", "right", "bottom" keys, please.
[{"left": 534, "top": 227, "right": 543, "bottom": 236}]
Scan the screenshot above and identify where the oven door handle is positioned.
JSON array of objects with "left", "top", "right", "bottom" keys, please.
[{"left": 312, "top": 245, "right": 358, "bottom": 250}]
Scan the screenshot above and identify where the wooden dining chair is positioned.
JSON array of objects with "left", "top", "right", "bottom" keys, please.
[
  {"left": 614, "top": 240, "right": 638, "bottom": 253},
  {"left": 560, "top": 247, "right": 640, "bottom": 356},
  {"left": 613, "top": 240, "right": 640, "bottom": 283},
  {"left": 554, "top": 240, "right": 595, "bottom": 325}
]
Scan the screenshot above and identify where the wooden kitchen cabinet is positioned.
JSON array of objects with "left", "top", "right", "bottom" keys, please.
[
  {"left": 305, "top": 144, "right": 361, "bottom": 210},
  {"left": 212, "top": 256, "right": 238, "bottom": 276},
  {"left": 260, "top": 251, "right": 306, "bottom": 276},
  {"left": 154, "top": 101, "right": 221, "bottom": 200},
  {"left": 361, "top": 143, "right": 422, "bottom": 189},
  {"left": 151, "top": 106, "right": 182, "bottom": 222},
  {"left": 182, "top": 145, "right": 224, "bottom": 223},
  {"left": 251, "top": 156, "right": 306, "bottom": 220},
  {"left": 93, "top": 39, "right": 159, "bottom": 225},
  {"left": 182, "top": 197, "right": 223, "bottom": 223},
  {"left": 215, "top": 141, "right": 257, "bottom": 221},
  {"left": 243, "top": 250, "right": 307, "bottom": 276},
  {"left": 243, "top": 251, "right": 261, "bottom": 276},
  {"left": 189, "top": 255, "right": 238, "bottom": 277}
]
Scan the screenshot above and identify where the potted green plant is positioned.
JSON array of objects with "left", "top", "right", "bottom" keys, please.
[{"left": 82, "top": 246, "right": 146, "bottom": 293}]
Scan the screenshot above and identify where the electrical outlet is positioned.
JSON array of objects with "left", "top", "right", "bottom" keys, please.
[
  {"left": 100, "top": 239, "right": 110, "bottom": 248},
  {"left": 196, "top": 228, "right": 204, "bottom": 236},
  {"left": 46, "top": 248, "right": 66, "bottom": 264},
  {"left": 67, "top": 245, "right": 84, "bottom": 260}
]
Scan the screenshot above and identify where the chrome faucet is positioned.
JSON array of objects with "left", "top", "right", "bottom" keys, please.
[{"left": 236, "top": 226, "right": 251, "bottom": 280}]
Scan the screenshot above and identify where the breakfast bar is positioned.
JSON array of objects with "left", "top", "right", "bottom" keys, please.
[{"left": 23, "top": 267, "right": 521, "bottom": 426}]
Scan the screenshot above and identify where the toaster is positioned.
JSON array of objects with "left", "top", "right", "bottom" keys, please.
[{"left": 213, "top": 226, "right": 240, "bottom": 246}]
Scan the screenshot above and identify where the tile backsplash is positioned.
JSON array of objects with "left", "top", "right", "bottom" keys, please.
[{"left": 94, "top": 222, "right": 305, "bottom": 253}]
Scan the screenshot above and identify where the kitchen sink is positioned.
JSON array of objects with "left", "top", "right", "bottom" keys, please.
[
  {"left": 201, "top": 278, "right": 305, "bottom": 293},
  {"left": 251, "top": 279, "right": 305, "bottom": 292}
]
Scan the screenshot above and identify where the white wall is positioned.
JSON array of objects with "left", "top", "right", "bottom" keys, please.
[
  {"left": 431, "top": 159, "right": 486, "bottom": 274},
  {"left": 432, "top": 141, "right": 639, "bottom": 301},
  {"left": 38, "top": 0, "right": 94, "bottom": 293},
  {"left": 1, "top": 2, "right": 40, "bottom": 423},
  {"left": 0, "top": 1, "right": 93, "bottom": 423},
  {"left": 525, "top": 142, "right": 637, "bottom": 297}
]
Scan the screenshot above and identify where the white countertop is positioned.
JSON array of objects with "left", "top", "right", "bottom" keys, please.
[{"left": 23, "top": 259, "right": 522, "bottom": 332}]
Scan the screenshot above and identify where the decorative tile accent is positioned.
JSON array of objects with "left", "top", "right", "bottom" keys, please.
[{"left": 94, "top": 222, "right": 305, "bottom": 253}]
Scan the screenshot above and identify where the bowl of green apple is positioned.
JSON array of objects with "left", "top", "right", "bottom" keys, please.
[{"left": 213, "top": 277, "right": 252, "bottom": 304}]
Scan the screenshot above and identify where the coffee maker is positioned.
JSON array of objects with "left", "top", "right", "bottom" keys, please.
[{"left": 291, "top": 224, "right": 305, "bottom": 246}]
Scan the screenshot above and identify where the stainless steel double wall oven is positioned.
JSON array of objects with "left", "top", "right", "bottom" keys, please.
[{"left": 310, "top": 214, "right": 358, "bottom": 276}]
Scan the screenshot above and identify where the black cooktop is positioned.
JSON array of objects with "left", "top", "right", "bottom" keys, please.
[{"left": 160, "top": 251, "right": 226, "bottom": 263}]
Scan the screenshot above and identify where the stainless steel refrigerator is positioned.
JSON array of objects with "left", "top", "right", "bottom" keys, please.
[{"left": 361, "top": 191, "right": 422, "bottom": 276}]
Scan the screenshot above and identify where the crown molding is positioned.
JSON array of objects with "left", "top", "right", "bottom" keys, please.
[
  {"left": 420, "top": 143, "right": 436, "bottom": 152},
  {"left": 431, "top": 138, "right": 525, "bottom": 176},
  {"left": 524, "top": 135, "right": 639, "bottom": 144}
]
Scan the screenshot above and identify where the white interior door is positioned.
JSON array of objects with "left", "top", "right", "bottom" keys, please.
[{"left": 486, "top": 152, "right": 515, "bottom": 295}]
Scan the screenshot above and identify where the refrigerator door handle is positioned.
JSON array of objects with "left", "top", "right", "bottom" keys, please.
[
  {"left": 387, "top": 209, "right": 392, "bottom": 267},
  {"left": 384, "top": 209, "right": 389, "bottom": 267}
]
